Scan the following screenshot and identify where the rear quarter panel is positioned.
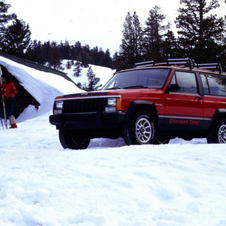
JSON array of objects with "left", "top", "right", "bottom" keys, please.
[{"left": 202, "top": 95, "right": 226, "bottom": 119}]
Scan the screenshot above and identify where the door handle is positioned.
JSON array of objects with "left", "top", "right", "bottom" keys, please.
[{"left": 195, "top": 96, "right": 202, "bottom": 100}]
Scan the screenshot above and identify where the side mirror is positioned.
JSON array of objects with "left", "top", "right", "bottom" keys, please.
[{"left": 166, "top": 84, "right": 180, "bottom": 93}]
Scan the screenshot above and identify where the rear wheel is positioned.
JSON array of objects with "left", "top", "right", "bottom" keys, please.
[
  {"left": 59, "top": 129, "right": 90, "bottom": 149},
  {"left": 207, "top": 119, "right": 226, "bottom": 144},
  {"left": 124, "top": 111, "right": 155, "bottom": 145}
]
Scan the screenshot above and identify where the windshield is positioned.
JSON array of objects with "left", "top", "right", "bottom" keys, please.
[{"left": 103, "top": 68, "right": 171, "bottom": 90}]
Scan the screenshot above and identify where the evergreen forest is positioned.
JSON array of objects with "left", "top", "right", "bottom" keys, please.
[{"left": 0, "top": 0, "right": 226, "bottom": 71}]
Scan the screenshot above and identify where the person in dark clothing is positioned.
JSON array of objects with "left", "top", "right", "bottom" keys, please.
[{"left": 1, "top": 74, "right": 18, "bottom": 128}]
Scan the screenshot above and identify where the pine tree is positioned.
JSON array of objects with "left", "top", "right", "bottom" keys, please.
[
  {"left": 90, "top": 46, "right": 99, "bottom": 65},
  {"left": 42, "top": 41, "right": 51, "bottom": 65},
  {"left": 0, "top": 0, "right": 15, "bottom": 33},
  {"left": 119, "top": 12, "right": 144, "bottom": 69},
  {"left": 66, "top": 60, "right": 71, "bottom": 69},
  {"left": 25, "top": 40, "right": 47, "bottom": 64},
  {"left": 83, "top": 66, "right": 102, "bottom": 91},
  {"left": 0, "top": 17, "right": 31, "bottom": 57},
  {"left": 73, "top": 61, "right": 82, "bottom": 76},
  {"left": 162, "top": 30, "right": 181, "bottom": 59},
  {"left": 144, "top": 6, "right": 171, "bottom": 62},
  {"left": 47, "top": 41, "right": 62, "bottom": 70},
  {"left": 76, "top": 82, "right": 83, "bottom": 89},
  {"left": 101, "top": 49, "right": 112, "bottom": 68},
  {"left": 60, "top": 40, "right": 71, "bottom": 59},
  {"left": 36, "top": 41, "right": 46, "bottom": 65},
  {"left": 77, "top": 50, "right": 90, "bottom": 68},
  {"left": 112, "top": 51, "right": 123, "bottom": 70},
  {"left": 71, "top": 41, "right": 82, "bottom": 60},
  {"left": 175, "top": 0, "right": 225, "bottom": 62}
]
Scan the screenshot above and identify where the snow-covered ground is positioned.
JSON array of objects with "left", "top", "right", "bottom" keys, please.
[{"left": 0, "top": 57, "right": 226, "bottom": 226}]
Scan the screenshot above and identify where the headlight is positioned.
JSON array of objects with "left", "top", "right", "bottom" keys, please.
[
  {"left": 105, "top": 97, "right": 121, "bottom": 112},
  {"left": 108, "top": 98, "right": 117, "bottom": 107},
  {"left": 56, "top": 101, "right": 63, "bottom": 109},
  {"left": 53, "top": 100, "right": 63, "bottom": 114}
]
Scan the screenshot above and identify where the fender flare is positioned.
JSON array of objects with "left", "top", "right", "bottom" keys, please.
[
  {"left": 211, "top": 109, "right": 226, "bottom": 128},
  {"left": 124, "top": 100, "right": 159, "bottom": 127}
]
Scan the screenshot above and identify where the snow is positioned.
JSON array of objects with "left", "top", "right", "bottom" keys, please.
[
  {"left": 0, "top": 57, "right": 226, "bottom": 226},
  {"left": 62, "top": 60, "right": 115, "bottom": 89}
]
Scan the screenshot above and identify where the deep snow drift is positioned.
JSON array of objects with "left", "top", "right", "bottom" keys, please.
[{"left": 0, "top": 57, "right": 226, "bottom": 226}]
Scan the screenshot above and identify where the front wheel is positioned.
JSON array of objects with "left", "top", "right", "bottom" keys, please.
[
  {"left": 124, "top": 111, "right": 155, "bottom": 145},
  {"left": 207, "top": 119, "right": 226, "bottom": 144},
  {"left": 154, "top": 136, "right": 170, "bottom": 145},
  {"left": 59, "top": 129, "right": 90, "bottom": 149}
]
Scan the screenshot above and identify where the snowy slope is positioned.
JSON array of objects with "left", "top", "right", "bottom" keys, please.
[
  {"left": 0, "top": 58, "right": 226, "bottom": 226},
  {"left": 62, "top": 60, "right": 115, "bottom": 89}
]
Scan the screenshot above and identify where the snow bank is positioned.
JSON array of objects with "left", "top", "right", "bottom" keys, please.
[
  {"left": 0, "top": 112, "right": 226, "bottom": 226},
  {"left": 0, "top": 57, "right": 81, "bottom": 121}
]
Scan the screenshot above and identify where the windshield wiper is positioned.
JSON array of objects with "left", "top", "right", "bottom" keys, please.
[
  {"left": 104, "top": 87, "right": 122, "bottom": 90},
  {"left": 123, "top": 85, "right": 149, "bottom": 89}
]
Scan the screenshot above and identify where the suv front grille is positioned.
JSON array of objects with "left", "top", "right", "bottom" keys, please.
[{"left": 63, "top": 98, "right": 108, "bottom": 113}]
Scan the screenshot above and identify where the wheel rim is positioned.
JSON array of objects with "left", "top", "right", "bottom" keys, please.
[
  {"left": 135, "top": 117, "right": 152, "bottom": 144},
  {"left": 218, "top": 124, "right": 226, "bottom": 143}
]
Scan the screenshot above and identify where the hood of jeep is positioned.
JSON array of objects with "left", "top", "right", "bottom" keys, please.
[
  {"left": 55, "top": 88, "right": 163, "bottom": 100},
  {"left": 107, "top": 88, "right": 163, "bottom": 95},
  {"left": 55, "top": 90, "right": 109, "bottom": 99}
]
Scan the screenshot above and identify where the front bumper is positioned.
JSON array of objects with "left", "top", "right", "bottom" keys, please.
[{"left": 49, "top": 111, "right": 126, "bottom": 130}]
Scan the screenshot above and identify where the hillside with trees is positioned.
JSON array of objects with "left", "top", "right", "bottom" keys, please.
[
  {"left": 117, "top": 0, "right": 226, "bottom": 70},
  {"left": 0, "top": 0, "right": 225, "bottom": 71}
]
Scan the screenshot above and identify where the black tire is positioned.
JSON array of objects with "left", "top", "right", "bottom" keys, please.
[
  {"left": 124, "top": 111, "right": 155, "bottom": 145},
  {"left": 207, "top": 119, "right": 226, "bottom": 144},
  {"left": 154, "top": 136, "right": 170, "bottom": 145},
  {"left": 59, "top": 129, "right": 90, "bottom": 149}
]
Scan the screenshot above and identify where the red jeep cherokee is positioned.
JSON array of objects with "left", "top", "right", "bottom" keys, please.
[{"left": 49, "top": 58, "right": 226, "bottom": 149}]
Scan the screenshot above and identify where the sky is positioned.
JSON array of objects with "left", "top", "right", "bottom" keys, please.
[{"left": 6, "top": 0, "right": 226, "bottom": 56}]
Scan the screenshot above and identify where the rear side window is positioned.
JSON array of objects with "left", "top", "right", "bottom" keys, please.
[
  {"left": 200, "top": 74, "right": 209, "bottom": 95},
  {"left": 170, "top": 71, "right": 198, "bottom": 93},
  {"left": 201, "top": 73, "right": 226, "bottom": 96}
]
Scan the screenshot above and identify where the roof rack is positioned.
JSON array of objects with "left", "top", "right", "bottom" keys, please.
[
  {"left": 167, "top": 58, "right": 193, "bottom": 69},
  {"left": 193, "top": 62, "right": 222, "bottom": 74},
  {"left": 135, "top": 58, "right": 193, "bottom": 69},
  {"left": 134, "top": 60, "right": 155, "bottom": 67},
  {"left": 135, "top": 58, "right": 223, "bottom": 74}
]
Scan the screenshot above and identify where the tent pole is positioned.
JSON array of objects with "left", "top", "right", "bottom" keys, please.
[{"left": 0, "top": 66, "right": 8, "bottom": 129}]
